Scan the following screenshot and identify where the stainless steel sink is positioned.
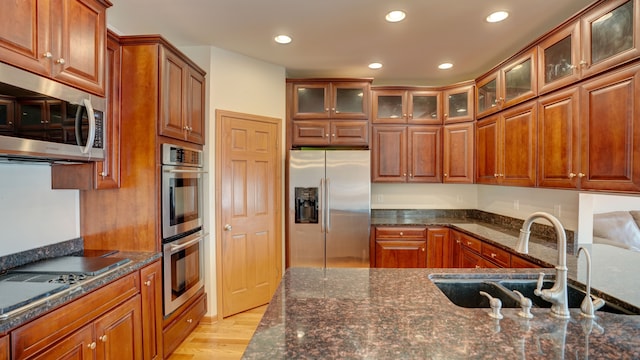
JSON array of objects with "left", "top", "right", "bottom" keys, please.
[{"left": 429, "top": 274, "right": 636, "bottom": 315}]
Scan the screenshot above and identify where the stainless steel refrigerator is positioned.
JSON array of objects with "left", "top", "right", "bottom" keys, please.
[{"left": 288, "top": 150, "right": 371, "bottom": 268}]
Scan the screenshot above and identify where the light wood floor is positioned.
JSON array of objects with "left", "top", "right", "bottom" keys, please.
[{"left": 167, "top": 305, "right": 267, "bottom": 360}]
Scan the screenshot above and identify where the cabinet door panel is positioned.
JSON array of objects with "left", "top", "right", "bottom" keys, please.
[
  {"left": 502, "top": 102, "right": 537, "bottom": 186},
  {"left": 94, "top": 295, "right": 142, "bottom": 360},
  {"left": 0, "top": 0, "right": 50, "bottom": 75},
  {"left": 537, "top": 87, "right": 580, "bottom": 188},
  {"left": 375, "top": 240, "right": 426, "bottom": 268},
  {"left": 537, "top": 21, "right": 581, "bottom": 94},
  {"left": 443, "top": 122, "right": 474, "bottom": 183},
  {"left": 30, "top": 325, "right": 94, "bottom": 360},
  {"left": 372, "top": 126, "right": 406, "bottom": 182},
  {"left": 291, "top": 120, "right": 330, "bottom": 146},
  {"left": 408, "top": 126, "right": 441, "bottom": 183},
  {"left": 160, "top": 48, "right": 187, "bottom": 140},
  {"left": 409, "top": 90, "right": 442, "bottom": 124},
  {"left": 426, "top": 228, "right": 451, "bottom": 268},
  {"left": 372, "top": 90, "right": 406, "bottom": 123},
  {"left": 580, "top": 64, "right": 640, "bottom": 191},
  {"left": 330, "top": 120, "right": 368, "bottom": 146},
  {"left": 186, "top": 67, "right": 205, "bottom": 144},
  {"left": 475, "top": 116, "right": 500, "bottom": 184},
  {"left": 292, "top": 83, "right": 329, "bottom": 119},
  {"left": 140, "top": 261, "right": 163, "bottom": 360}
]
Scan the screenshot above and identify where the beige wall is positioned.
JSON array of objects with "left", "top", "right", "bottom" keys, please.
[{"left": 180, "top": 45, "right": 287, "bottom": 319}]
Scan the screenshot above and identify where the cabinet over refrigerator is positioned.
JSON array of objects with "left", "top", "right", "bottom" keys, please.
[{"left": 288, "top": 150, "right": 371, "bottom": 268}]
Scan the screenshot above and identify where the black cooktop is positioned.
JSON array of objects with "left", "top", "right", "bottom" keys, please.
[
  {"left": 0, "top": 282, "right": 69, "bottom": 316},
  {"left": 9, "top": 256, "right": 130, "bottom": 276}
]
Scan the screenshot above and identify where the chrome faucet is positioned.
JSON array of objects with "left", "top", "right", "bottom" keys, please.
[
  {"left": 516, "top": 212, "right": 570, "bottom": 318},
  {"left": 577, "top": 246, "right": 605, "bottom": 318}
]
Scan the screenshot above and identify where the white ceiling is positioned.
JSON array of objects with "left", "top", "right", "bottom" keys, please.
[{"left": 107, "top": 0, "right": 596, "bottom": 86}]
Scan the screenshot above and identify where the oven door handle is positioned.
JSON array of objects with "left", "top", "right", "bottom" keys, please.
[
  {"left": 169, "top": 236, "right": 205, "bottom": 253},
  {"left": 164, "top": 169, "right": 208, "bottom": 174}
]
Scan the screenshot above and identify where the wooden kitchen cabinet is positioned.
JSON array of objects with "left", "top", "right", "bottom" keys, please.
[
  {"left": 291, "top": 120, "right": 368, "bottom": 147},
  {"left": 443, "top": 83, "right": 474, "bottom": 123},
  {"left": 451, "top": 229, "right": 543, "bottom": 269},
  {"left": 0, "top": 0, "right": 110, "bottom": 96},
  {"left": 163, "top": 291, "right": 207, "bottom": 357},
  {"left": 372, "top": 88, "right": 441, "bottom": 124},
  {"left": 476, "top": 101, "right": 537, "bottom": 186},
  {"left": 291, "top": 80, "right": 370, "bottom": 120},
  {"left": 11, "top": 272, "right": 140, "bottom": 360},
  {"left": 426, "top": 227, "right": 453, "bottom": 268},
  {"left": 372, "top": 125, "right": 441, "bottom": 183},
  {"left": 537, "top": 0, "right": 640, "bottom": 94},
  {"left": 0, "top": 335, "right": 8, "bottom": 360},
  {"left": 372, "top": 226, "right": 427, "bottom": 268},
  {"left": 443, "top": 122, "right": 474, "bottom": 184},
  {"left": 159, "top": 46, "right": 206, "bottom": 144},
  {"left": 140, "top": 260, "right": 163, "bottom": 360},
  {"left": 476, "top": 48, "right": 537, "bottom": 119}
]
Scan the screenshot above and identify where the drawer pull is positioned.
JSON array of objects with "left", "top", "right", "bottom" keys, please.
[
  {"left": 88, "top": 342, "right": 97, "bottom": 350},
  {"left": 99, "top": 335, "right": 108, "bottom": 342},
  {"left": 187, "top": 318, "right": 193, "bottom": 324},
  {"left": 467, "top": 242, "right": 472, "bottom": 246},
  {"left": 491, "top": 253, "right": 497, "bottom": 258},
  {"left": 399, "top": 232, "right": 404, "bottom": 236},
  {"left": 144, "top": 280, "right": 152, "bottom": 286},
  {"left": 421, "top": 248, "right": 425, "bottom": 252}
]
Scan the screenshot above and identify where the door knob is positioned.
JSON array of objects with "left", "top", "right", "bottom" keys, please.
[{"left": 224, "top": 224, "right": 232, "bottom": 231}]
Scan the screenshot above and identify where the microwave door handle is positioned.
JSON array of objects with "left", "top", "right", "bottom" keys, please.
[{"left": 76, "top": 98, "right": 96, "bottom": 155}]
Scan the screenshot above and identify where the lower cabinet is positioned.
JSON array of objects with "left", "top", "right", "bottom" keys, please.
[
  {"left": 0, "top": 335, "right": 8, "bottom": 360},
  {"left": 163, "top": 292, "right": 207, "bottom": 357},
  {"left": 426, "top": 227, "right": 453, "bottom": 268},
  {"left": 372, "top": 226, "right": 427, "bottom": 268},
  {"left": 452, "top": 229, "right": 542, "bottom": 268},
  {"left": 9, "top": 260, "right": 165, "bottom": 360}
]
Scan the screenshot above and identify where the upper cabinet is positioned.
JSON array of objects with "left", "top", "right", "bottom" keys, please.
[
  {"left": 0, "top": 0, "right": 110, "bottom": 96},
  {"left": 372, "top": 88, "right": 441, "bottom": 124},
  {"left": 443, "top": 83, "right": 474, "bottom": 123},
  {"left": 538, "top": 0, "right": 640, "bottom": 94},
  {"left": 476, "top": 48, "right": 537, "bottom": 119},
  {"left": 159, "top": 47, "right": 206, "bottom": 144},
  {"left": 291, "top": 80, "right": 370, "bottom": 120}
]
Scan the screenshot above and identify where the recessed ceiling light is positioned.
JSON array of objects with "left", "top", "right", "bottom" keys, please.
[
  {"left": 385, "top": 10, "right": 406, "bottom": 23},
  {"left": 438, "top": 63, "right": 453, "bottom": 70},
  {"left": 274, "top": 35, "right": 292, "bottom": 44},
  {"left": 368, "top": 62, "right": 383, "bottom": 70},
  {"left": 486, "top": 11, "right": 509, "bottom": 23}
]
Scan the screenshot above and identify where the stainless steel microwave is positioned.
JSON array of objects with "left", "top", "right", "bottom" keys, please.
[{"left": 0, "top": 62, "right": 105, "bottom": 162}]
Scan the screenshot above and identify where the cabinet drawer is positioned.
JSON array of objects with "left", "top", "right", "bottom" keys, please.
[
  {"left": 375, "top": 226, "right": 427, "bottom": 240},
  {"left": 481, "top": 242, "right": 511, "bottom": 268},
  {"left": 163, "top": 292, "right": 207, "bottom": 357},
  {"left": 458, "top": 233, "right": 482, "bottom": 253},
  {"left": 12, "top": 272, "right": 140, "bottom": 360}
]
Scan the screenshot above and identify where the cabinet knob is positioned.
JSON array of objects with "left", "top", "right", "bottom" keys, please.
[
  {"left": 42, "top": 52, "right": 52, "bottom": 59},
  {"left": 568, "top": 172, "right": 576, "bottom": 179},
  {"left": 467, "top": 242, "right": 472, "bottom": 246},
  {"left": 325, "top": 134, "right": 329, "bottom": 137},
  {"left": 475, "top": 265, "right": 481, "bottom": 269},
  {"left": 187, "top": 318, "right": 193, "bottom": 324},
  {"left": 444, "top": 173, "right": 448, "bottom": 177},
  {"left": 491, "top": 253, "right": 497, "bottom": 258},
  {"left": 100, "top": 171, "right": 108, "bottom": 178},
  {"left": 579, "top": 60, "right": 588, "bottom": 67},
  {"left": 144, "top": 280, "right": 152, "bottom": 286},
  {"left": 578, "top": 173, "right": 585, "bottom": 178},
  {"left": 55, "top": 58, "right": 65, "bottom": 65},
  {"left": 325, "top": 108, "right": 330, "bottom": 112},
  {"left": 99, "top": 335, "right": 108, "bottom": 342},
  {"left": 421, "top": 247, "right": 425, "bottom": 252},
  {"left": 88, "top": 342, "right": 97, "bottom": 350},
  {"left": 399, "top": 232, "right": 404, "bottom": 236},
  {"left": 494, "top": 173, "right": 499, "bottom": 178},
  {"left": 332, "top": 133, "right": 336, "bottom": 137},
  {"left": 224, "top": 224, "right": 232, "bottom": 231},
  {"left": 403, "top": 173, "right": 407, "bottom": 177}
]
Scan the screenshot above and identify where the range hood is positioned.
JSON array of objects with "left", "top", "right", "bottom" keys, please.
[{"left": 0, "top": 62, "right": 106, "bottom": 163}]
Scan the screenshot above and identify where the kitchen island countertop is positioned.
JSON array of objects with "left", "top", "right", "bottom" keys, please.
[{"left": 243, "top": 267, "right": 640, "bottom": 359}]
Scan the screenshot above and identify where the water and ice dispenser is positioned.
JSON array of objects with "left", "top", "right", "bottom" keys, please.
[{"left": 294, "top": 187, "right": 318, "bottom": 224}]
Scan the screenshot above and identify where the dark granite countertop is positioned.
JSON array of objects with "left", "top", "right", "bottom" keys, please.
[
  {"left": 243, "top": 267, "right": 640, "bottom": 359},
  {"left": 0, "top": 250, "right": 161, "bottom": 334}
]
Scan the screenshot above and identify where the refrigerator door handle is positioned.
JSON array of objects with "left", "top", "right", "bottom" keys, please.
[
  {"left": 326, "top": 177, "right": 331, "bottom": 233},
  {"left": 320, "top": 178, "right": 325, "bottom": 233}
]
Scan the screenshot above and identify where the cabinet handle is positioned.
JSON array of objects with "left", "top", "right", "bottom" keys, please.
[
  {"left": 43, "top": 52, "right": 52, "bottom": 59},
  {"left": 55, "top": 58, "right": 65, "bottom": 64},
  {"left": 494, "top": 173, "right": 499, "bottom": 178},
  {"left": 100, "top": 171, "right": 108, "bottom": 178},
  {"left": 475, "top": 265, "right": 481, "bottom": 269},
  {"left": 187, "top": 318, "right": 193, "bottom": 324},
  {"left": 183, "top": 125, "right": 189, "bottom": 130},
  {"left": 325, "top": 133, "right": 329, "bottom": 137},
  {"left": 325, "top": 108, "right": 330, "bottom": 112},
  {"left": 491, "top": 253, "right": 497, "bottom": 258},
  {"left": 444, "top": 173, "right": 448, "bottom": 177},
  {"left": 99, "top": 335, "right": 108, "bottom": 342},
  {"left": 332, "top": 133, "right": 336, "bottom": 137},
  {"left": 444, "top": 113, "right": 448, "bottom": 118},
  {"left": 579, "top": 60, "right": 588, "bottom": 67},
  {"left": 421, "top": 247, "right": 425, "bottom": 252},
  {"left": 578, "top": 173, "right": 585, "bottom": 178},
  {"left": 409, "top": 173, "right": 413, "bottom": 178},
  {"left": 467, "top": 242, "right": 472, "bottom": 246},
  {"left": 144, "top": 280, "right": 152, "bottom": 286},
  {"left": 403, "top": 173, "right": 407, "bottom": 177},
  {"left": 568, "top": 172, "right": 576, "bottom": 179},
  {"left": 88, "top": 342, "right": 97, "bottom": 350},
  {"left": 399, "top": 232, "right": 404, "bottom": 236}
]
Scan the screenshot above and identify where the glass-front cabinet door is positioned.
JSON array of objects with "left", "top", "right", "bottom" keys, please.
[
  {"left": 372, "top": 89, "right": 405, "bottom": 123},
  {"left": 408, "top": 90, "right": 441, "bottom": 124},
  {"left": 443, "top": 84, "right": 474, "bottom": 123},
  {"left": 292, "top": 81, "right": 369, "bottom": 120},
  {"left": 501, "top": 48, "right": 537, "bottom": 109},
  {"left": 537, "top": 22, "right": 581, "bottom": 94},
  {"left": 476, "top": 73, "right": 500, "bottom": 118},
  {"left": 582, "top": 0, "right": 639, "bottom": 77}
]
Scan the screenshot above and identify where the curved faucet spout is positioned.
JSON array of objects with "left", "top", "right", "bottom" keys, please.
[{"left": 516, "top": 211, "right": 570, "bottom": 318}]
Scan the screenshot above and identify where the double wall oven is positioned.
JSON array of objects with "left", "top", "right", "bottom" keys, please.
[{"left": 161, "top": 143, "right": 206, "bottom": 316}]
